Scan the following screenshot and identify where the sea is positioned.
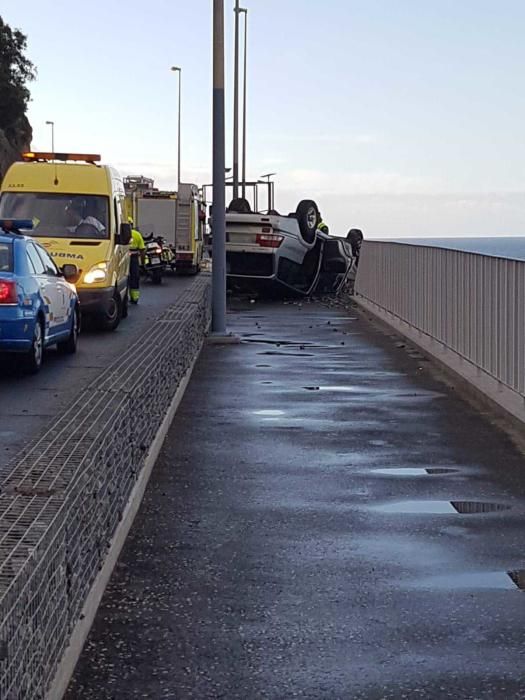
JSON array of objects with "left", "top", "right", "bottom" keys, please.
[{"left": 381, "top": 237, "right": 525, "bottom": 262}]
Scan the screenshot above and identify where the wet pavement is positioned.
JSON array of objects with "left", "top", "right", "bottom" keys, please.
[
  {"left": 67, "top": 298, "right": 525, "bottom": 699},
  {"left": 0, "top": 274, "right": 195, "bottom": 470}
]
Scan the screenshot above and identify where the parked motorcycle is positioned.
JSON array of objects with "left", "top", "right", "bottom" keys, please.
[{"left": 142, "top": 234, "right": 169, "bottom": 285}]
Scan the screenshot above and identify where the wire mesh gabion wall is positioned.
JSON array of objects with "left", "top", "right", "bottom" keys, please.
[{"left": 0, "top": 276, "right": 211, "bottom": 699}]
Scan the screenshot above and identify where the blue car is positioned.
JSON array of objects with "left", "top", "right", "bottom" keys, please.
[{"left": 0, "top": 219, "right": 80, "bottom": 374}]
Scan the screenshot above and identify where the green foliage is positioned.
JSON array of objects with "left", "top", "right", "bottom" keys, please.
[{"left": 0, "top": 16, "right": 36, "bottom": 137}]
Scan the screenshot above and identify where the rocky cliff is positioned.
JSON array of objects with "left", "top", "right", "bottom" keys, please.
[{"left": 0, "top": 115, "right": 32, "bottom": 180}]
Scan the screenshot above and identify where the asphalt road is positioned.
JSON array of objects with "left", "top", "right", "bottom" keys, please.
[
  {"left": 0, "top": 273, "right": 196, "bottom": 472},
  {"left": 68, "top": 297, "right": 525, "bottom": 699}
]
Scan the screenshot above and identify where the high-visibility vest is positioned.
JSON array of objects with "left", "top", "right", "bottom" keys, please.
[{"left": 130, "top": 228, "right": 145, "bottom": 253}]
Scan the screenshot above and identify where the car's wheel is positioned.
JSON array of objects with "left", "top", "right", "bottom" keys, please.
[
  {"left": 57, "top": 305, "right": 80, "bottom": 354},
  {"left": 23, "top": 317, "right": 44, "bottom": 374},
  {"left": 97, "top": 288, "right": 121, "bottom": 331},
  {"left": 121, "top": 288, "right": 129, "bottom": 319},
  {"left": 228, "top": 197, "right": 251, "bottom": 213},
  {"left": 296, "top": 200, "right": 320, "bottom": 244}
]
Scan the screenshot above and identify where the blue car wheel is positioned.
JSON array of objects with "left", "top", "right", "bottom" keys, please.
[
  {"left": 57, "top": 305, "right": 80, "bottom": 355},
  {"left": 23, "top": 318, "right": 44, "bottom": 374}
]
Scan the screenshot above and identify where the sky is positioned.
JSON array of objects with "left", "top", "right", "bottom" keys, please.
[{"left": 3, "top": 0, "right": 525, "bottom": 237}]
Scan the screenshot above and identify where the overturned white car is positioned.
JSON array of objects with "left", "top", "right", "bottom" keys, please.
[{"left": 225, "top": 197, "right": 355, "bottom": 296}]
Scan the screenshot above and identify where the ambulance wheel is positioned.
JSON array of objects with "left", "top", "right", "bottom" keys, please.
[
  {"left": 121, "top": 291, "right": 129, "bottom": 319},
  {"left": 98, "top": 289, "right": 121, "bottom": 331}
]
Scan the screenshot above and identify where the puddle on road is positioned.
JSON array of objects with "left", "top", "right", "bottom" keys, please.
[
  {"left": 253, "top": 409, "right": 285, "bottom": 417},
  {"left": 303, "top": 385, "right": 357, "bottom": 393},
  {"left": 245, "top": 338, "right": 304, "bottom": 346},
  {"left": 415, "top": 570, "right": 525, "bottom": 591},
  {"left": 255, "top": 364, "right": 272, "bottom": 368},
  {"left": 300, "top": 385, "right": 445, "bottom": 399},
  {"left": 373, "top": 500, "right": 511, "bottom": 514},
  {"left": 258, "top": 351, "right": 315, "bottom": 357},
  {"left": 260, "top": 381, "right": 273, "bottom": 385},
  {"left": 372, "top": 468, "right": 459, "bottom": 477},
  {"left": 245, "top": 338, "right": 334, "bottom": 349}
]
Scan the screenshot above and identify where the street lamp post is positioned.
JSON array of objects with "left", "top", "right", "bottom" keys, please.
[
  {"left": 170, "top": 66, "right": 182, "bottom": 191},
  {"left": 233, "top": 0, "right": 240, "bottom": 200},
  {"left": 212, "top": 0, "right": 227, "bottom": 335},
  {"left": 240, "top": 8, "right": 248, "bottom": 200},
  {"left": 45, "top": 120, "right": 55, "bottom": 156}
]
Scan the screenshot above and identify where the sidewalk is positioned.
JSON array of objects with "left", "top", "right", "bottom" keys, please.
[{"left": 67, "top": 298, "right": 525, "bottom": 700}]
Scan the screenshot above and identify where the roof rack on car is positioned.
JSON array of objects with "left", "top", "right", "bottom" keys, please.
[{"left": 22, "top": 152, "right": 101, "bottom": 164}]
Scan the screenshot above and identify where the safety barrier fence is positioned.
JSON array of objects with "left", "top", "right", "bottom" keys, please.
[
  {"left": 355, "top": 241, "right": 525, "bottom": 419},
  {"left": 0, "top": 276, "right": 211, "bottom": 699}
]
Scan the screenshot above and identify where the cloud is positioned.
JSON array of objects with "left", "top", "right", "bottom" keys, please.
[
  {"left": 110, "top": 159, "right": 525, "bottom": 238},
  {"left": 280, "top": 168, "right": 441, "bottom": 196},
  {"left": 255, "top": 132, "right": 381, "bottom": 146}
]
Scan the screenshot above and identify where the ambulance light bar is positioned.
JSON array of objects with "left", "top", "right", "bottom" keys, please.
[{"left": 22, "top": 152, "right": 101, "bottom": 163}]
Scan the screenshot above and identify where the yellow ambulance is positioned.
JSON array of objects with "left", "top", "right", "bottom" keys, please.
[{"left": 0, "top": 152, "right": 131, "bottom": 330}]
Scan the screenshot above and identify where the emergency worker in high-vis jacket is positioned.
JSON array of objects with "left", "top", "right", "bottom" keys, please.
[
  {"left": 317, "top": 214, "right": 329, "bottom": 235},
  {"left": 128, "top": 218, "right": 145, "bottom": 303}
]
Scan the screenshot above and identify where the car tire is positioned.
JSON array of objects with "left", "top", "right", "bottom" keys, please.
[
  {"left": 121, "top": 289, "right": 129, "bottom": 319},
  {"left": 57, "top": 305, "right": 80, "bottom": 354},
  {"left": 228, "top": 197, "right": 251, "bottom": 213},
  {"left": 23, "top": 317, "right": 44, "bottom": 374},
  {"left": 296, "top": 200, "right": 320, "bottom": 244},
  {"left": 97, "top": 288, "right": 121, "bottom": 331}
]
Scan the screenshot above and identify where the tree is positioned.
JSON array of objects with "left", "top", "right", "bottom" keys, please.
[{"left": 0, "top": 16, "right": 36, "bottom": 138}]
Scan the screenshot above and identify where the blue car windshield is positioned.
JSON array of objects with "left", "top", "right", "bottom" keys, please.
[
  {"left": 0, "top": 242, "right": 13, "bottom": 272},
  {"left": 0, "top": 192, "right": 109, "bottom": 240}
]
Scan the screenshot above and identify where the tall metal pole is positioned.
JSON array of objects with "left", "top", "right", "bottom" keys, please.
[
  {"left": 212, "top": 0, "right": 227, "bottom": 334},
  {"left": 241, "top": 8, "right": 248, "bottom": 201},
  {"left": 170, "top": 67, "right": 182, "bottom": 190},
  {"left": 232, "top": 0, "right": 240, "bottom": 200},
  {"left": 178, "top": 70, "right": 181, "bottom": 190}
]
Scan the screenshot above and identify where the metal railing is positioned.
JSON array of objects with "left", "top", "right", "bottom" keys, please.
[
  {"left": 356, "top": 241, "right": 525, "bottom": 398},
  {"left": 0, "top": 276, "right": 211, "bottom": 699}
]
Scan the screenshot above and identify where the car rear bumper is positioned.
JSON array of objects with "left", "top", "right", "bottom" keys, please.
[{"left": 0, "top": 315, "right": 34, "bottom": 351}]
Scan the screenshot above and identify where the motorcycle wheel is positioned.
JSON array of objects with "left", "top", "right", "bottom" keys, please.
[{"left": 151, "top": 269, "right": 163, "bottom": 285}]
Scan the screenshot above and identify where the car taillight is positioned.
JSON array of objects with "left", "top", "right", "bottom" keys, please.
[
  {"left": 256, "top": 234, "right": 284, "bottom": 249},
  {"left": 0, "top": 280, "right": 16, "bottom": 304}
]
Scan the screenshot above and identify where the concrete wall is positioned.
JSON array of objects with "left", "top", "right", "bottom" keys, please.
[{"left": 355, "top": 241, "right": 525, "bottom": 424}]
